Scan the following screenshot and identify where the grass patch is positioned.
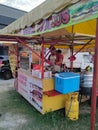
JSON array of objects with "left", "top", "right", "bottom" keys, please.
[{"left": 0, "top": 90, "right": 98, "bottom": 130}]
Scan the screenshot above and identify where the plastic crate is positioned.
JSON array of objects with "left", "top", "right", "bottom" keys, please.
[{"left": 55, "top": 72, "right": 80, "bottom": 94}]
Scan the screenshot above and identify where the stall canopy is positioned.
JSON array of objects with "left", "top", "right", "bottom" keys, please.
[{"left": 0, "top": 0, "right": 97, "bottom": 49}]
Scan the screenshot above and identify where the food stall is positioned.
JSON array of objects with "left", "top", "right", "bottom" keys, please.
[
  {"left": 0, "top": 0, "right": 98, "bottom": 129},
  {"left": 15, "top": 42, "right": 80, "bottom": 114}
]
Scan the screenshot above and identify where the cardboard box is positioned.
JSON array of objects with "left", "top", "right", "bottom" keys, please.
[{"left": 32, "top": 70, "right": 52, "bottom": 78}]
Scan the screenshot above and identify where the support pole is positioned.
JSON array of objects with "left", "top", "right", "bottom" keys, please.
[
  {"left": 90, "top": 18, "right": 98, "bottom": 130},
  {"left": 74, "top": 39, "right": 92, "bottom": 56},
  {"left": 16, "top": 43, "right": 19, "bottom": 68},
  {"left": 41, "top": 37, "right": 44, "bottom": 79},
  {"left": 70, "top": 46, "right": 74, "bottom": 71},
  {"left": 70, "top": 26, "right": 74, "bottom": 71}
]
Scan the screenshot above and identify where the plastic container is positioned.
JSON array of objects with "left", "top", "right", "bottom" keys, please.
[
  {"left": 80, "top": 72, "right": 93, "bottom": 95},
  {"left": 55, "top": 72, "right": 80, "bottom": 94}
]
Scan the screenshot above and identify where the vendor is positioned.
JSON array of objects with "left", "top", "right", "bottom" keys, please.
[
  {"left": 48, "top": 46, "right": 56, "bottom": 66},
  {"left": 54, "top": 49, "right": 64, "bottom": 72},
  {"left": 47, "top": 47, "right": 64, "bottom": 73},
  {"left": 48, "top": 46, "right": 56, "bottom": 72}
]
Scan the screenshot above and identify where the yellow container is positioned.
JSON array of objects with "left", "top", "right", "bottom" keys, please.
[{"left": 65, "top": 92, "right": 79, "bottom": 120}]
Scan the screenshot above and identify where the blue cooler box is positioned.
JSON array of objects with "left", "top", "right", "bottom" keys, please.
[{"left": 55, "top": 72, "right": 80, "bottom": 94}]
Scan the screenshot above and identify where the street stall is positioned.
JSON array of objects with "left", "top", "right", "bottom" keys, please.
[{"left": 0, "top": 0, "right": 98, "bottom": 129}]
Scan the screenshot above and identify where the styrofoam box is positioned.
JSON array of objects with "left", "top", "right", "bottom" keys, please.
[
  {"left": 55, "top": 72, "right": 80, "bottom": 94},
  {"left": 32, "top": 70, "right": 52, "bottom": 78}
]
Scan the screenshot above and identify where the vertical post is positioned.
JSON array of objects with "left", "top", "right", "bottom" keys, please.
[
  {"left": 70, "top": 26, "right": 74, "bottom": 71},
  {"left": 90, "top": 18, "right": 98, "bottom": 130},
  {"left": 14, "top": 43, "right": 18, "bottom": 91},
  {"left": 70, "top": 46, "right": 74, "bottom": 71},
  {"left": 16, "top": 43, "right": 19, "bottom": 68},
  {"left": 41, "top": 37, "right": 44, "bottom": 79}
]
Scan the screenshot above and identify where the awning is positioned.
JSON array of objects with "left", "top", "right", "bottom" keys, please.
[
  {"left": 0, "top": 0, "right": 97, "bottom": 49},
  {"left": 0, "top": 0, "right": 72, "bottom": 34},
  {"left": 0, "top": 0, "right": 97, "bottom": 35}
]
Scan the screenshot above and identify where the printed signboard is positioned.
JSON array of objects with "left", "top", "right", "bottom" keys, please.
[
  {"left": 18, "top": 69, "right": 43, "bottom": 113},
  {"left": 19, "top": 0, "right": 98, "bottom": 35}
]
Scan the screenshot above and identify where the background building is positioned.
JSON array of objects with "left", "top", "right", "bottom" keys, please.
[{"left": 0, "top": 4, "right": 27, "bottom": 29}]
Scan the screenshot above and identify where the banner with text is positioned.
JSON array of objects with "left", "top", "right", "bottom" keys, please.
[{"left": 19, "top": 0, "right": 98, "bottom": 35}]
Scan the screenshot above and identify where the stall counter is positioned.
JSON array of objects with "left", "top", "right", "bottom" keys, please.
[{"left": 17, "top": 69, "right": 66, "bottom": 114}]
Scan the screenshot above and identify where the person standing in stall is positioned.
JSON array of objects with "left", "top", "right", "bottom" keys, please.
[
  {"left": 48, "top": 46, "right": 56, "bottom": 72},
  {"left": 47, "top": 47, "right": 64, "bottom": 73},
  {"left": 55, "top": 49, "right": 64, "bottom": 72}
]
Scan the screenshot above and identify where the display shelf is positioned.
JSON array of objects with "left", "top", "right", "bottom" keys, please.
[{"left": 44, "top": 90, "right": 61, "bottom": 97}]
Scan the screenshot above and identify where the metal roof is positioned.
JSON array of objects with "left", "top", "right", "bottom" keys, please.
[{"left": 0, "top": 4, "right": 27, "bottom": 29}]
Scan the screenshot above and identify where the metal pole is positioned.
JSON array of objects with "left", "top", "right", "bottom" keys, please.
[
  {"left": 15, "top": 43, "right": 18, "bottom": 90},
  {"left": 70, "top": 46, "right": 74, "bottom": 71},
  {"left": 90, "top": 18, "right": 98, "bottom": 130},
  {"left": 41, "top": 37, "right": 44, "bottom": 79},
  {"left": 74, "top": 39, "right": 92, "bottom": 56},
  {"left": 70, "top": 26, "right": 74, "bottom": 71},
  {"left": 16, "top": 43, "right": 19, "bottom": 68}
]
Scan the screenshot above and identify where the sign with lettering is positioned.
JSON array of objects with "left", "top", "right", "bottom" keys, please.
[
  {"left": 18, "top": 69, "right": 43, "bottom": 113},
  {"left": 19, "top": 0, "right": 98, "bottom": 35}
]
